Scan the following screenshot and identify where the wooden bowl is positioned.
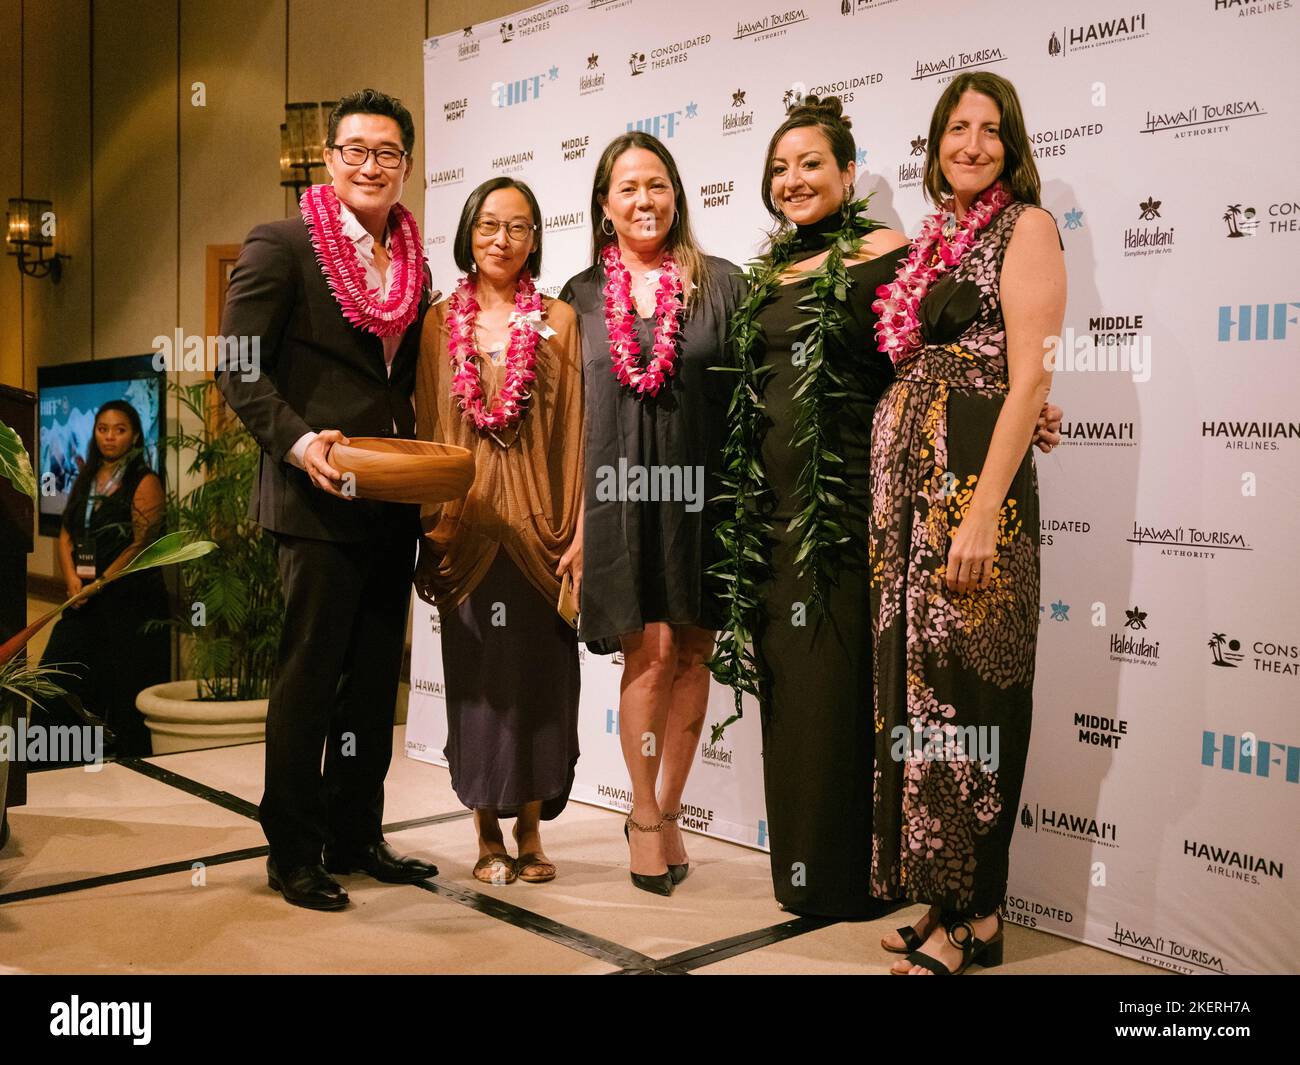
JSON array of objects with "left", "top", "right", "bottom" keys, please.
[{"left": 326, "top": 437, "right": 474, "bottom": 505}]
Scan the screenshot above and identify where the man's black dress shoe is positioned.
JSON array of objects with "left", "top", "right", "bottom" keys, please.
[
  {"left": 266, "top": 858, "right": 349, "bottom": 911},
  {"left": 323, "top": 840, "right": 438, "bottom": 883}
]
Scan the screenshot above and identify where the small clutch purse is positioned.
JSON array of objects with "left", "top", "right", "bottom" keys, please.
[{"left": 557, "top": 571, "right": 579, "bottom": 630}]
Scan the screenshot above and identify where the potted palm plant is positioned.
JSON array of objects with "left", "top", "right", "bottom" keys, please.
[{"left": 135, "top": 381, "right": 284, "bottom": 753}]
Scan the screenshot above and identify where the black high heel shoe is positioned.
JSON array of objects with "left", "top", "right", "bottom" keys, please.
[
  {"left": 623, "top": 814, "right": 674, "bottom": 896},
  {"left": 660, "top": 808, "right": 689, "bottom": 885}
]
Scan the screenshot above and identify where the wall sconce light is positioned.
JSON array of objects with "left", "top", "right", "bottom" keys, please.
[
  {"left": 280, "top": 101, "right": 337, "bottom": 197},
  {"left": 6, "top": 198, "right": 70, "bottom": 283}
]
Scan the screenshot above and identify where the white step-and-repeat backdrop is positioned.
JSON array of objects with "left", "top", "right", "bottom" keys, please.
[{"left": 407, "top": 0, "right": 1300, "bottom": 974}]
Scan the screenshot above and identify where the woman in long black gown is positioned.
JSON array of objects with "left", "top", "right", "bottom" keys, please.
[{"left": 712, "top": 97, "right": 909, "bottom": 916}]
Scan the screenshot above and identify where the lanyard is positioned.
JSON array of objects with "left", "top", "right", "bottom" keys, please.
[{"left": 84, "top": 456, "right": 131, "bottom": 529}]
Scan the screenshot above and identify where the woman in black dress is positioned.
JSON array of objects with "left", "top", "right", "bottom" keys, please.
[
  {"left": 561, "top": 132, "right": 745, "bottom": 895},
  {"left": 39, "top": 400, "right": 168, "bottom": 757},
  {"left": 712, "top": 98, "right": 909, "bottom": 917}
]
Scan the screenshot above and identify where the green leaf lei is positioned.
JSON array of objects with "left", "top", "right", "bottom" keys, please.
[{"left": 705, "top": 197, "right": 879, "bottom": 743}]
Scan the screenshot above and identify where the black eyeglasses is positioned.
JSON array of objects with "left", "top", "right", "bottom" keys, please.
[
  {"left": 329, "top": 143, "right": 408, "bottom": 169},
  {"left": 474, "top": 218, "right": 537, "bottom": 241}
]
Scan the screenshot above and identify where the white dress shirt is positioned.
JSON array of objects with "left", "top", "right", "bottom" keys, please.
[{"left": 289, "top": 199, "right": 409, "bottom": 469}]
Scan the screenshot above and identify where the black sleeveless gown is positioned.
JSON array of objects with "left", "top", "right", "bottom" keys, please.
[
  {"left": 38, "top": 461, "right": 170, "bottom": 757},
  {"left": 755, "top": 237, "right": 907, "bottom": 917}
]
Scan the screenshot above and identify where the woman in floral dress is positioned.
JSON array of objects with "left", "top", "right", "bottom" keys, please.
[{"left": 869, "top": 72, "right": 1066, "bottom": 976}]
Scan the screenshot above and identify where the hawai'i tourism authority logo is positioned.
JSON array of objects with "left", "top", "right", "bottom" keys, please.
[
  {"left": 1142, "top": 96, "right": 1266, "bottom": 140},
  {"left": 1128, "top": 520, "right": 1252, "bottom": 560},
  {"left": 1109, "top": 923, "right": 1228, "bottom": 974},
  {"left": 912, "top": 45, "right": 1007, "bottom": 84},
  {"left": 734, "top": 7, "right": 809, "bottom": 44}
]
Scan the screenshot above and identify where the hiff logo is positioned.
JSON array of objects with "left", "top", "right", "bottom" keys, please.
[
  {"left": 605, "top": 708, "right": 619, "bottom": 735},
  {"left": 1202, "top": 730, "right": 1300, "bottom": 783},
  {"left": 1218, "top": 302, "right": 1300, "bottom": 341},
  {"left": 490, "top": 71, "right": 548, "bottom": 108},
  {"left": 627, "top": 102, "right": 696, "bottom": 140}
]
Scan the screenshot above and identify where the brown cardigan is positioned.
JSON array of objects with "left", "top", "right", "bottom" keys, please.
[{"left": 413, "top": 295, "right": 584, "bottom": 611}]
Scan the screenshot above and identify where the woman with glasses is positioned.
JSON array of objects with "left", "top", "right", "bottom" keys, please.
[
  {"left": 560, "top": 133, "right": 745, "bottom": 896},
  {"left": 414, "top": 177, "right": 584, "bottom": 886}
]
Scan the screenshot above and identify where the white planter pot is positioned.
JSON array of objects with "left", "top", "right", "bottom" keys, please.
[{"left": 136, "top": 680, "right": 268, "bottom": 755}]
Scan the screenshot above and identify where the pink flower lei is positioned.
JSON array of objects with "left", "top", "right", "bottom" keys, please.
[
  {"left": 446, "top": 271, "right": 543, "bottom": 433},
  {"left": 872, "top": 181, "right": 1012, "bottom": 366},
  {"left": 600, "top": 242, "right": 684, "bottom": 398},
  {"left": 300, "top": 183, "right": 426, "bottom": 338}
]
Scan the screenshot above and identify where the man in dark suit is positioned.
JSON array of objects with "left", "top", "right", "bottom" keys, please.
[{"left": 217, "top": 89, "right": 437, "bottom": 910}]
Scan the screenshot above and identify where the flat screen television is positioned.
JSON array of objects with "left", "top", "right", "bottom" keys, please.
[{"left": 36, "top": 354, "right": 166, "bottom": 537}]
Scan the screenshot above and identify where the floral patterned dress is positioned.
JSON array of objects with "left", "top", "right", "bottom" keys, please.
[{"left": 868, "top": 201, "right": 1042, "bottom": 915}]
